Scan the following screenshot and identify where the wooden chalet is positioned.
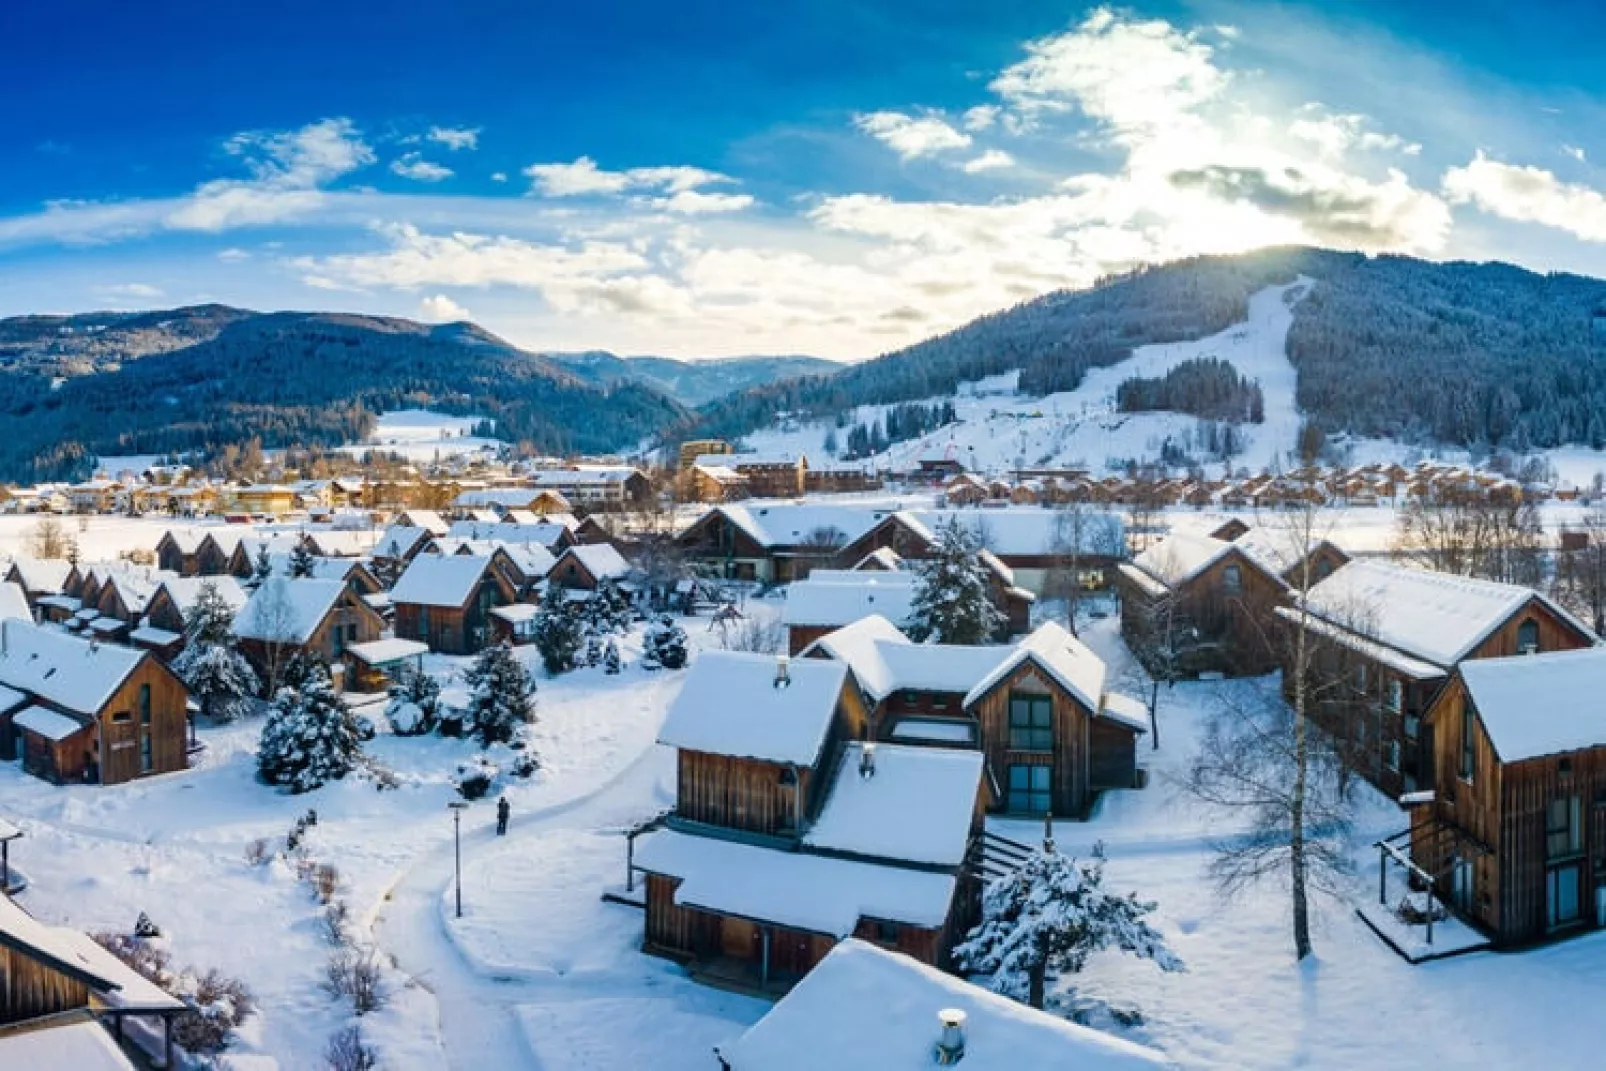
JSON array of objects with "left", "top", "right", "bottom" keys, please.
[
  {"left": 1117, "top": 530, "right": 1287, "bottom": 676},
  {"left": 547, "top": 543, "right": 631, "bottom": 592},
  {"left": 689, "top": 453, "right": 807, "bottom": 498},
  {"left": 433, "top": 540, "right": 556, "bottom": 600},
  {"left": 192, "top": 529, "right": 247, "bottom": 577},
  {"left": 0, "top": 894, "right": 186, "bottom": 1069},
  {"left": 686, "top": 462, "right": 751, "bottom": 503},
  {"left": 1409, "top": 648, "right": 1606, "bottom": 945},
  {"left": 4, "top": 559, "right": 71, "bottom": 613},
  {"left": 153, "top": 529, "right": 205, "bottom": 576},
  {"left": 343, "top": 637, "right": 430, "bottom": 692},
  {"left": 444, "top": 519, "right": 576, "bottom": 555},
  {"left": 225, "top": 535, "right": 301, "bottom": 579},
  {"left": 136, "top": 576, "right": 250, "bottom": 658},
  {"left": 677, "top": 505, "right": 886, "bottom": 585},
  {"left": 371, "top": 524, "right": 434, "bottom": 568},
  {"left": 782, "top": 570, "right": 919, "bottom": 655},
  {"left": 232, "top": 577, "right": 386, "bottom": 684},
  {"left": 1278, "top": 560, "right": 1596, "bottom": 798},
  {"left": 804, "top": 616, "right": 1148, "bottom": 819},
  {"left": 633, "top": 652, "right": 987, "bottom": 992},
  {"left": 230, "top": 484, "right": 296, "bottom": 518},
  {"left": 389, "top": 554, "right": 517, "bottom": 655},
  {"left": 0, "top": 622, "right": 190, "bottom": 785}
]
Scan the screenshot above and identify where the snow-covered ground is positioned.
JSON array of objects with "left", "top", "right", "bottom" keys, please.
[{"left": 336, "top": 409, "right": 502, "bottom": 462}]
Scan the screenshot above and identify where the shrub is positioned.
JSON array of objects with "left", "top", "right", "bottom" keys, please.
[
  {"left": 323, "top": 901, "right": 351, "bottom": 946},
  {"left": 325, "top": 1023, "right": 379, "bottom": 1071},
  {"left": 171, "top": 969, "right": 257, "bottom": 1054},
  {"left": 134, "top": 911, "right": 162, "bottom": 938},
  {"left": 324, "top": 947, "right": 387, "bottom": 1015},
  {"left": 314, "top": 864, "right": 341, "bottom": 904},
  {"left": 244, "top": 838, "right": 271, "bottom": 867},
  {"left": 455, "top": 757, "right": 496, "bottom": 800}
]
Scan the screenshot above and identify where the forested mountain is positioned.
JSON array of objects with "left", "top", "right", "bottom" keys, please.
[
  {"left": 680, "top": 248, "right": 1606, "bottom": 458},
  {"left": 547, "top": 351, "right": 839, "bottom": 407},
  {"left": 1117, "top": 358, "right": 1264, "bottom": 424},
  {"left": 0, "top": 308, "right": 685, "bottom": 481}
]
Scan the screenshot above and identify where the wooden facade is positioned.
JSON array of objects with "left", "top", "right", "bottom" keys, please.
[
  {"left": 0, "top": 945, "right": 91, "bottom": 1026},
  {"left": 972, "top": 661, "right": 1107, "bottom": 820},
  {"left": 1120, "top": 546, "right": 1285, "bottom": 677},
  {"left": 237, "top": 587, "right": 386, "bottom": 684},
  {"left": 391, "top": 567, "right": 517, "bottom": 656},
  {"left": 7, "top": 656, "right": 189, "bottom": 786}
]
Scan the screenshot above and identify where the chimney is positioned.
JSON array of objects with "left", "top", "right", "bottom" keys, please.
[
  {"left": 774, "top": 654, "right": 791, "bottom": 690},
  {"left": 933, "top": 1008, "right": 966, "bottom": 1065},
  {"left": 859, "top": 743, "right": 877, "bottom": 780}
]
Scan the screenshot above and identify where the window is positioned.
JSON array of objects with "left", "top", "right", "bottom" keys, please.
[
  {"left": 1460, "top": 703, "right": 1476, "bottom": 783},
  {"left": 1385, "top": 740, "right": 1400, "bottom": 772},
  {"left": 1353, "top": 662, "right": 1368, "bottom": 695},
  {"left": 1007, "top": 765, "right": 1052, "bottom": 814},
  {"left": 1222, "top": 563, "right": 1242, "bottom": 594},
  {"left": 111, "top": 711, "right": 132, "bottom": 724},
  {"left": 1548, "top": 863, "right": 1582, "bottom": 929},
  {"left": 1517, "top": 617, "right": 1540, "bottom": 654},
  {"left": 138, "top": 684, "right": 151, "bottom": 725},
  {"left": 1385, "top": 679, "right": 1403, "bottom": 715},
  {"left": 139, "top": 729, "right": 153, "bottom": 774},
  {"left": 1008, "top": 694, "right": 1053, "bottom": 752},
  {"left": 1547, "top": 796, "right": 1582, "bottom": 859},
  {"left": 873, "top": 920, "right": 899, "bottom": 944}
]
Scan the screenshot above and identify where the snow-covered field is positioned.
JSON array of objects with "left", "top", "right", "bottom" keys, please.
[{"left": 336, "top": 409, "right": 502, "bottom": 462}]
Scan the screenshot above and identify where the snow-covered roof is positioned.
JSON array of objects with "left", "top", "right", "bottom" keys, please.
[
  {"left": 157, "top": 576, "right": 249, "bottom": 619},
  {"left": 303, "top": 529, "right": 379, "bottom": 557},
  {"left": 390, "top": 555, "right": 495, "bottom": 608},
  {"left": 36, "top": 594, "right": 81, "bottom": 613},
  {"left": 158, "top": 528, "right": 206, "bottom": 553},
  {"left": 657, "top": 651, "right": 847, "bottom": 766},
  {"left": 717, "top": 939, "right": 1170, "bottom": 1070},
  {"left": 706, "top": 504, "right": 890, "bottom": 550},
  {"left": 1300, "top": 560, "right": 1593, "bottom": 668},
  {"left": 1272, "top": 607, "right": 1446, "bottom": 680},
  {"left": 693, "top": 452, "right": 802, "bottom": 469},
  {"left": 1226, "top": 525, "right": 1343, "bottom": 579},
  {"left": 374, "top": 527, "right": 427, "bottom": 559},
  {"left": 854, "top": 547, "right": 905, "bottom": 571},
  {"left": 0, "top": 684, "right": 26, "bottom": 714},
  {"left": 398, "top": 509, "right": 449, "bottom": 535},
  {"left": 782, "top": 572, "right": 918, "bottom": 628},
  {"left": 801, "top": 615, "right": 1010, "bottom": 703},
  {"left": 0, "top": 1017, "right": 137, "bottom": 1070},
  {"left": 558, "top": 543, "right": 630, "bottom": 580},
  {"left": 0, "top": 621, "right": 146, "bottom": 715},
  {"left": 454, "top": 488, "right": 552, "bottom": 509},
  {"left": 50, "top": 929, "right": 185, "bottom": 1013},
  {"left": 531, "top": 466, "right": 639, "bottom": 486},
  {"left": 1100, "top": 692, "right": 1153, "bottom": 733},
  {"left": 0, "top": 582, "right": 31, "bottom": 623},
  {"left": 907, "top": 508, "right": 1124, "bottom": 559},
  {"left": 1129, "top": 532, "right": 1235, "bottom": 589},
  {"left": 804, "top": 743, "right": 983, "bottom": 867},
  {"left": 1461, "top": 648, "right": 1606, "bottom": 762},
  {"left": 446, "top": 520, "right": 570, "bottom": 547},
  {"left": 13, "top": 705, "right": 87, "bottom": 741},
  {"left": 490, "top": 603, "right": 540, "bottom": 623},
  {"left": 347, "top": 638, "right": 430, "bottom": 665},
  {"left": 9, "top": 558, "right": 71, "bottom": 594},
  {"left": 1116, "top": 562, "right": 1170, "bottom": 600},
  {"left": 963, "top": 621, "right": 1107, "bottom": 712},
  {"left": 129, "top": 626, "right": 182, "bottom": 648},
  {"left": 88, "top": 616, "right": 127, "bottom": 634},
  {"left": 634, "top": 830, "right": 956, "bottom": 936},
  {"left": 233, "top": 578, "right": 346, "bottom": 644}
]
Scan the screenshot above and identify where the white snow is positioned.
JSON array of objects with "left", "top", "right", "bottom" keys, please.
[
  {"left": 0, "top": 621, "right": 145, "bottom": 715},
  {"left": 963, "top": 620, "right": 1109, "bottom": 714},
  {"left": 634, "top": 828, "right": 957, "bottom": 935},
  {"left": 0, "top": 581, "right": 31, "bottom": 622},
  {"left": 657, "top": 650, "right": 846, "bottom": 765},
  {"left": 718, "top": 938, "right": 1169, "bottom": 1069},
  {"left": 1461, "top": 647, "right": 1606, "bottom": 761},
  {"left": 157, "top": 575, "right": 249, "bottom": 618},
  {"left": 804, "top": 743, "right": 983, "bottom": 867},
  {"left": 390, "top": 555, "right": 494, "bottom": 609},
  {"left": 347, "top": 638, "right": 430, "bottom": 665},
  {"left": 233, "top": 577, "right": 345, "bottom": 644},
  {"left": 337, "top": 409, "right": 500, "bottom": 461},
  {"left": 782, "top": 571, "right": 918, "bottom": 628},
  {"left": 1128, "top": 531, "right": 1236, "bottom": 589},
  {"left": 559, "top": 543, "right": 630, "bottom": 581},
  {"left": 0, "top": 1017, "right": 137, "bottom": 1070},
  {"left": 12, "top": 705, "right": 84, "bottom": 742}
]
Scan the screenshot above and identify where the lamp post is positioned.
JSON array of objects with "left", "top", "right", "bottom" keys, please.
[{"left": 448, "top": 801, "right": 470, "bottom": 918}]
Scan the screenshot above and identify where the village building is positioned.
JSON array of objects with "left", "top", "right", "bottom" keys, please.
[
  {"left": 229, "top": 484, "right": 297, "bottom": 519},
  {"left": 343, "top": 637, "right": 431, "bottom": 692},
  {"left": 389, "top": 554, "right": 518, "bottom": 655},
  {"left": 632, "top": 651, "right": 987, "bottom": 991},
  {"left": 714, "top": 938, "right": 1168, "bottom": 1070},
  {"left": 193, "top": 528, "right": 250, "bottom": 577},
  {"left": 0, "top": 893, "right": 186, "bottom": 1069},
  {"left": 547, "top": 543, "right": 631, "bottom": 593},
  {"left": 0, "top": 621, "right": 190, "bottom": 785},
  {"left": 136, "top": 576, "right": 250, "bottom": 657},
  {"left": 4, "top": 558, "right": 72, "bottom": 612},
  {"left": 299, "top": 528, "right": 380, "bottom": 559},
  {"left": 685, "top": 462, "right": 751, "bottom": 503},
  {"left": 395, "top": 509, "right": 451, "bottom": 535},
  {"left": 225, "top": 534, "right": 302, "bottom": 578},
  {"left": 528, "top": 466, "right": 649, "bottom": 509},
  {"left": 782, "top": 571, "right": 919, "bottom": 655},
  {"left": 804, "top": 616, "right": 1148, "bottom": 819},
  {"left": 233, "top": 577, "right": 387, "bottom": 685},
  {"left": 1279, "top": 560, "right": 1597, "bottom": 798},
  {"left": 804, "top": 464, "right": 882, "bottom": 496},
  {"left": 445, "top": 519, "right": 576, "bottom": 554},
  {"left": 154, "top": 529, "right": 206, "bottom": 576},
  {"left": 372, "top": 525, "right": 435, "bottom": 569},
  {"left": 677, "top": 505, "right": 887, "bottom": 585},
  {"left": 1410, "top": 648, "right": 1606, "bottom": 946},
  {"left": 691, "top": 453, "right": 808, "bottom": 498}
]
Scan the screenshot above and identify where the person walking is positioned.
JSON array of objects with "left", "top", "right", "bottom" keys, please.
[{"left": 496, "top": 795, "right": 510, "bottom": 836}]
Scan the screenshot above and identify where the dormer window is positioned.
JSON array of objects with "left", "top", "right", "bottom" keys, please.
[
  {"left": 1222, "top": 563, "right": 1242, "bottom": 595},
  {"left": 1517, "top": 618, "right": 1539, "bottom": 655}
]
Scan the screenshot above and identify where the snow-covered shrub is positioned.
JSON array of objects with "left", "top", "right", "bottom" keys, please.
[
  {"left": 314, "top": 864, "right": 341, "bottom": 904},
  {"left": 324, "top": 946, "right": 387, "bottom": 1015},
  {"left": 454, "top": 756, "right": 497, "bottom": 800},
  {"left": 462, "top": 642, "right": 537, "bottom": 747},
  {"left": 94, "top": 933, "right": 256, "bottom": 1055},
  {"left": 533, "top": 600, "right": 585, "bottom": 674},
  {"left": 385, "top": 664, "right": 441, "bottom": 737},
  {"left": 582, "top": 631, "right": 603, "bottom": 668},
  {"left": 325, "top": 1023, "right": 378, "bottom": 1071},
  {"left": 603, "top": 639, "right": 621, "bottom": 675},
  {"left": 642, "top": 616, "right": 688, "bottom": 670},
  {"left": 509, "top": 741, "right": 539, "bottom": 780},
  {"left": 171, "top": 581, "right": 259, "bottom": 722},
  {"left": 258, "top": 664, "right": 365, "bottom": 794},
  {"left": 584, "top": 577, "right": 632, "bottom": 635},
  {"left": 134, "top": 911, "right": 162, "bottom": 938},
  {"left": 244, "top": 838, "right": 270, "bottom": 866},
  {"left": 323, "top": 900, "right": 351, "bottom": 946}
]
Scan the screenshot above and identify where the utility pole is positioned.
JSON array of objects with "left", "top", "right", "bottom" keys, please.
[{"left": 448, "top": 801, "right": 469, "bottom": 918}]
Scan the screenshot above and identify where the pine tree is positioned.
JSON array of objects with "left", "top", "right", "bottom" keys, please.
[
  {"left": 906, "top": 517, "right": 1005, "bottom": 644},
  {"left": 462, "top": 642, "right": 537, "bottom": 746},
  {"left": 171, "top": 581, "right": 259, "bottom": 722},
  {"left": 603, "top": 639, "right": 621, "bottom": 675},
  {"left": 371, "top": 542, "right": 403, "bottom": 589},
  {"left": 288, "top": 539, "right": 317, "bottom": 579},
  {"left": 582, "top": 631, "right": 603, "bottom": 668},
  {"left": 533, "top": 601, "right": 584, "bottom": 675},
  {"left": 257, "top": 663, "right": 364, "bottom": 793},
  {"left": 384, "top": 663, "right": 441, "bottom": 736},
  {"left": 642, "top": 615, "right": 688, "bottom": 670},
  {"left": 250, "top": 544, "right": 273, "bottom": 590},
  {"left": 955, "top": 840, "right": 1183, "bottom": 1010}
]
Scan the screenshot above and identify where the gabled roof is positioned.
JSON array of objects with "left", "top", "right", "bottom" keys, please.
[
  {"left": 8, "top": 558, "right": 71, "bottom": 594},
  {"left": 1229, "top": 525, "right": 1346, "bottom": 580},
  {"left": 0, "top": 1016, "right": 138, "bottom": 1070},
  {"left": 374, "top": 526, "right": 431, "bottom": 558},
  {"left": 804, "top": 743, "right": 983, "bottom": 868},
  {"left": 0, "top": 621, "right": 146, "bottom": 716},
  {"left": 906, "top": 508, "right": 1125, "bottom": 558},
  {"left": 397, "top": 509, "right": 449, "bottom": 535},
  {"left": 0, "top": 582, "right": 31, "bottom": 623},
  {"left": 302, "top": 529, "right": 379, "bottom": 557},
  {"left": 1128, "top": 532, "right": 1238, "bottom": 589},
  {"left": 1299, "top": 560, "right": 1595, "bottom": 668},
  {"left": 962, "top": 620, "right": 1107, "bottom": 712},
  {"left": 698, "top": 505, "right": 890, "bottom": 550},
  {"left": 390, "top": 555, "right": 496, "bottom": 609},
  {"left": 233, "top": 578, "right": 347, "bottom": 644},
  {"left": 446, "top": 520, "right": 570, "bottom": 547},
  {"left": 156, "top": 576, "right": 249, "bottom": 619},
  {"left": 1461, "top": 648, "right": 1606, "bottom": 762},
  {"left": 557, "top": 543, "right": 630, "bottom": 581},
  {"left": 801, "top": 616, "right": 1012, "bottom": 703},
  {"left": 717, "top": 939, "right": 1170, "bottom": 1070},
  {"left": 157, "top": 528, "right": 206, "bottom": 554},
  {"left": 657, "top": 651, "right": 847, "bottom": 766},
  {"left": 782, "top": 572, "right": 918, "bottom": 629}
]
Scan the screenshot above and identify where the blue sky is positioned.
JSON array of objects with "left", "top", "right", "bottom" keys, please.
[{"left": 7, "top": 1, "right": 1606, "bottom": 358}]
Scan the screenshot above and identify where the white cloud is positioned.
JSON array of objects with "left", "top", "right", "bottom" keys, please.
[
  {"left": 652, "top": 190, "right": 755, "bottom": 214},
  {"left": 490, "top": 172, "right": 508, "bottom": 183},
  {"left": 962, "top": 150, "right": 1016, "bottom": 173},
  {"left": 216, "top": 247, "right": 251, "bottom": 262},
  {"left": 1289, "top": 111, "right": 1421, "bottom": 159},
  {"left": 521, "top": 157, "right": 752, "bottom": 213},
  {"left": 100, "top": 282, "right": 164, "bottom": 299},
  {"left": 1564, "top": 144, "right": 1587, "bottom": 163},
  {"left": 962, "top": 105, "right": 999, "bottom": 132},
  {"left": 390, "top": 153, "right": 454, "bottom": 182},
  {"left": 427, "top": 126, "right": 480, "bottom": 151},
  {"left": 524, "top": 157, "right": 631, "bottom": 197},
  {"left": 1444, "top": 152, "right": 1606, "bottom": 242},
  {"left": 853, "top": 111, "right": 972, "bottom": 159},
  {"left": 418, "top": 293, "right": 473, "bottom": 321}
]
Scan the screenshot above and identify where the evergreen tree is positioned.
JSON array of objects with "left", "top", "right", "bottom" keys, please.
[
  {"left": 384, "top": 663, "right": 441, "bottom": 736},
  {"left": 642, "top": 615, "right": 688, "bottom": 670},
  {"left": 906, "top": 517, "right": 1005, "bottom": 644},
  {"left": 171, "top": 581, "right": 259, "bottom": 722},
  {"left": 603, "top": 639, "right": 621, "bottom": 675},
  {"left": 532, "top": 600, "right": 585, "bottom": 675},
  {"left": 582, "top": 631, "right": 603, "bottom": 668},
  {"left": 257, "top": 663, "right": 363, "bottom": 793},
  {"left": 249, "top": 544, "right": 273, "bottom": 590},
  {"left": 955, "top": 840, "right": 1183, "bottom": 1010},
  {"left": 371, "top": 542, "right": 403, "bottom": 589},
  {"left": 288, "top": 539, "right": 317, "bottom": 579},
  {"left": 462, "top": 642, "right": 537, "bottom": 746}
]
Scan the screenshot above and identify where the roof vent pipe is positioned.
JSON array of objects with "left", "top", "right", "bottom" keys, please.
[
  {"left": 859, "top": 743, "right": 877, "bottom": 780},
  {"left": 933, "top": 1008, "right": 966, "bottom": 1065},
  {"left": 774, "top": 655, "right": 791, "bottom": 689}
]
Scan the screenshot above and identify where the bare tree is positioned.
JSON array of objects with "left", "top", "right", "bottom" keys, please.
[
  {"left": 1394, "top": 485, "right": 1544, "bottom": 585},
  {"left": 30, "top": 517, "right": 69, "bottom": 559},
  {"left": 1044, "top": 502, "right": 1121, "bottom": 636},
  {"left": 249, "top": 578, "right": 300, "bottom": 697},
  {"left": 1554, "top": 510, "right": 1606, "bottom": 635}
]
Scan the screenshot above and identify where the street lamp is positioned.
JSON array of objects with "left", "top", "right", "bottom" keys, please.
[{"left": 448, "top": 801, "right": 470, "bottom": 918}]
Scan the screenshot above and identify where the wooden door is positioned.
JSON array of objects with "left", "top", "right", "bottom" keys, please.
[{"left": 720, "top": 917, "right": 757, "bottom": 961}]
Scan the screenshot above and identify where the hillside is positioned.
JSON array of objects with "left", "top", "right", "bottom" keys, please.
[
  {"left": 683, "top": 248, "right": 1606, "bottom": 460},
  {"left": 0, "top": 308, "right": 686, "bottom": 481},
  {"left": 546, "top": 351, "right": 839, "bottom": 407}
]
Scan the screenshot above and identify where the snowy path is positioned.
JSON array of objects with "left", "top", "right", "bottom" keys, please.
[{"left": 371, "top": 738, "right": 672, "bottom": 1069}]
